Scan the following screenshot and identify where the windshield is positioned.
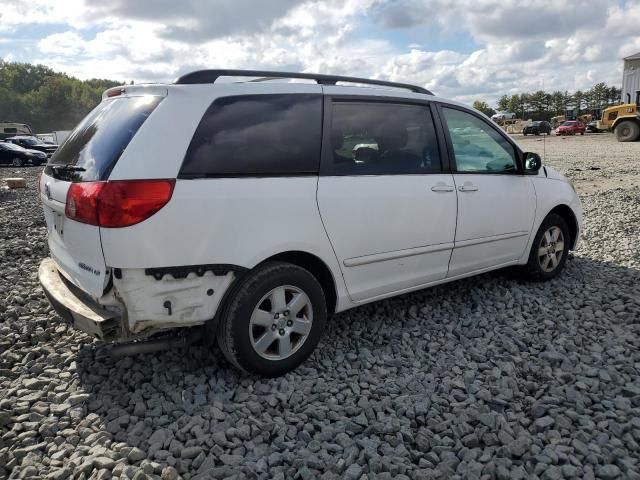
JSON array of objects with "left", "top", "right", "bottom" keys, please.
[
  {"left": 1, "top": 142, "right": 25, "bottom": 151},
  {"left": 47, "top": 95, "right": 163, "bottom": 181},
  {"left": 531, "top": 122, "right": 541, "bottom": 126},
  {"left": 21, "top": 137, "right": 44, "bottom": 146},
  {"left": 561, "top": 121, "right": 576, "bottom": 126}
]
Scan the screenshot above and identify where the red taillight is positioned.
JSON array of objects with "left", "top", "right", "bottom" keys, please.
[
  {"left": 66, "top": 182, "right": 104, "bottom": 225},
  {"left": 106, "top": 87, "right": 125, "bottom": 97},
  {"left": 65, "top": 180, "right": 175, "bottom": 228}
]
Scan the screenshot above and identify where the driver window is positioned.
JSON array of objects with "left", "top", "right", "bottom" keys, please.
[{"left": 442, "top": 107, "right": 517, "bottom": 173}]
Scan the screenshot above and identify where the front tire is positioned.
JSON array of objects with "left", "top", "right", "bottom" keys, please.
[
  {"left": 519, "top": 213, "right": 570, "bottom": 281},
  {"left": 615, "top": 120, "right": 640, "bottom": 142},
  {"left": 12, "top": 157, "right": 23, "bottom": 167},
  {"left": 216, "top": 261, "right": 327, "bottom": 376}
]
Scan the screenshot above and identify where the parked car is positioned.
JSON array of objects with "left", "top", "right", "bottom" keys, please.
[
  {"left": 586, "top": 120, "right": 601, "bottom": 133},
  {"left": 523, "top": 121, "right": 552, "bottom": 136},
  {"left": 491, "top": 112, "right": 516, "bottom": 121},
  {"left": 0, "top": 141, "right": 47, "bottom": 166},
  {"left": 38, "top": 70, "right": 582, "bottom": 376},
  {"left": 6, "top": 136, "right": 58, "bottom": 156},
  {"left": 556, "top": 121, "right": 586, "bottom": 136}
]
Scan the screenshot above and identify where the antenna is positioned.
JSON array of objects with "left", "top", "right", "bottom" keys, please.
[
  {"left": 543, "top": 126, "right": 546, "bottom": 164},
  {"left": 542, "top": 76, "right": 546, "bottom": 165}
]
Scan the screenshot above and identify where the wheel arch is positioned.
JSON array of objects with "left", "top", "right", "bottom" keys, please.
[
  {"left": 548, "top": 204, "right": 579, "bottom": 250},
  {"left": 259, "top": 251, "right": 338, "bottom": 314},
  {"left": 612, "top": 115, "right": 640, "bottom": 131}
]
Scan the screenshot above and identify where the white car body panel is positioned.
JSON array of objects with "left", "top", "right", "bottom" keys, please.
[
  {"left": 39, "top": 175, "right": 108, "bottom": 298},
  {"left": 518, "top": 168, "right": 582, "bottom": 262},
  {"left": 448, "top": 174, "right": 536, "bottom": 276},
  {"left": 317, "top": 174, "right": 457, "bottom": 301}
]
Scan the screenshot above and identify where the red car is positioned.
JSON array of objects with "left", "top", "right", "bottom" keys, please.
[{"left": 556, "top": 120, "right": 586, "bottom": 136}]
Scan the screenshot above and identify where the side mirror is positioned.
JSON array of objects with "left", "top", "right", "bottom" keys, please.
[{"left": 524, "top": 152, "right": 542, "bottom": 174}]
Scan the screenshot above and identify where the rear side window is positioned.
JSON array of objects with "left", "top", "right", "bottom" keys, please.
[
  {"left": 4, "top": 128, "right": 17, "bottom": 134},
  {"left": 180, "top": 94, "right": 322, "bottom": 177},
  {"left": 329, "top": 102, "right": 440, "bottom": 175},
  {"left": 47, "top": 96, "right": 163, "bottom": 181}
]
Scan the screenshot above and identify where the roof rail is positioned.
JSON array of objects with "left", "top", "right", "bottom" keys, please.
[{"left": 174, "top": 69, "right": 433, "bottom": 95}]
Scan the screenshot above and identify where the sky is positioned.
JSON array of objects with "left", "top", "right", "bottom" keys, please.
[{"left": 1, "top": 0, "right": 639, "bottom": 105}]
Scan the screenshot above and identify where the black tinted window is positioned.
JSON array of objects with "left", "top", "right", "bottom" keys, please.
[
  {"left": 4, "top": 128, "right": 17, "bottom": 134},
  {"left": 329, "top": 102, "right": 440, "bottom": 175},
  {"left": 47, "top": 96, "right": 163, "bottom": 181},
  {"left": 180, "top": 94, "right": 322, "bottom": 177}
]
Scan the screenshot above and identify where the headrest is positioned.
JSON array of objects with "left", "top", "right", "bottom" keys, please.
[{"left": 375, "top": 123, "right": 407, "bottom": 151}]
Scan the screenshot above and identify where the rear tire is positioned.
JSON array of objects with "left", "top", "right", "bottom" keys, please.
[
  {"left": 519, "top": 213, "right": 570, "bottom": 281},
  {"left": 615, "top": 120, "right": 640, "bottom": 142},
  {"left": 216, "top": 261, "right": 327, "bottom": 376},
  {"left": 12, "top": 157, "right": 23, "bottom": 167}
]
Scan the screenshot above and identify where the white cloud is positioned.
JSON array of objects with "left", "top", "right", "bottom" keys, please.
[
  {"left": 38, "top": 31, "right": 84, "bottom": 56},
  {"left": 5, "top": 0, "right": 640, "bottom": 106}
]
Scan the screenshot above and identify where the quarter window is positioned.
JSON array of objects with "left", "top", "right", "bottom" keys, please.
[
  {"left": 329, "top": 102, "right": 441, "bottom": 175},
  {"left": 442, "top": 107, "right": 517, "bottom": 173},
  {"left": 181, "top": 94, "right": 322, "bottom": 177}
]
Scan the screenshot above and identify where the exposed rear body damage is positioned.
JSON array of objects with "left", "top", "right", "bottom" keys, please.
[{"left": 114, "top": 268, "right": 236, "bottom": 333}]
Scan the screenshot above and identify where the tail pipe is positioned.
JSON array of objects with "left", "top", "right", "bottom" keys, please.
[{"left": 110, "top": 329, "right": 201, "bottom": 359}]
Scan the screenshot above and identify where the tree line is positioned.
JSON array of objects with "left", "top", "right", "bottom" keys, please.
[
  {"left": 0, "top": 61, "right": 121, "bottom": 133},
  {"left": 473, "top": 83, "right": 622, "bottom": 120}
]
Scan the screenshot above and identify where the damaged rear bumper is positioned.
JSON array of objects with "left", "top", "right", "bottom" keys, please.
[{"left": 39, "top": 258, "right": 122, "bottom": 340}]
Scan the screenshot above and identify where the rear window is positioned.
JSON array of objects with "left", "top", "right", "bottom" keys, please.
[
  {"left": 47, "top": 96, "right": 162, "bottom": 181},
  {"left": 180, "top": 94, "right": 322, "bottom": 177}
]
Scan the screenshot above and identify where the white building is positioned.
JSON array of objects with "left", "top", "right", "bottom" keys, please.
[{"left": 622, "top": 52, "right": 640, "bottom": 105}]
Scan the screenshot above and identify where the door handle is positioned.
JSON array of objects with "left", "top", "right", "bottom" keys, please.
[
  {"left": 431, "top": 183, "right": 455, "bottom": 192},
  {"left": 458, "top": 183, "right": 478, "bottom": 192}
]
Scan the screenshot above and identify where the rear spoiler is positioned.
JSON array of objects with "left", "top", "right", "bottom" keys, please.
[{"left": 102, "top": 85, "right": 168, "bottom": 101}]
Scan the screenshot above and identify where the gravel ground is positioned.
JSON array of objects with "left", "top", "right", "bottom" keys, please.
[{"left": 1, "top": 133, "right": 639, "bottom": 480}]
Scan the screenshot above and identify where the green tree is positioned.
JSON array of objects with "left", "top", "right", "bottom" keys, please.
[
  {"left": 0, "top": 60, "right": 120, "bottom": 132},
  {"left": 572, "top": 90, "right": 584, "bottom": 114},
  {"left": 472, "top": 100, "right": 496, "bottom": 117},
  {"left": 550, "top": 91, "right": 565, "bottom": 115},
  {"left": 496, "top": 95, "right": 510, "bottom": 112}
]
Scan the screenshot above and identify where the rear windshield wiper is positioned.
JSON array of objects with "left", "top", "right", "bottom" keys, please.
[{"left": 50, "top": 165, "right": 86, "bottom": 172}]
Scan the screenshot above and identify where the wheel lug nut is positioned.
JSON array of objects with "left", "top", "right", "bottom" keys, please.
[
  {"left": 284, "top": 310, "right": 290, "bottom": 316},
  {"left": 271, "top": 324, "right": 277, "bottom": 331},
  {"left": 279, "top": 329, "right": 285, "bottom": 336},
  {"left": 287, "top": 320, "right": 293, "bottom": 327}
]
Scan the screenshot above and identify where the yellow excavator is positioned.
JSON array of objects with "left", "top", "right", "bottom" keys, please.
[{"left": 597, "top": 91, "right": 640, "bottom": 142}]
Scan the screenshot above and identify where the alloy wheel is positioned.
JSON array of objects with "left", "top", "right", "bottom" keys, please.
[
  {"left": 249, "top": 285, "right": 313, "bottom": 360},
  {"left": 538, "top": 226, "right": 565, "bottom": 273}
]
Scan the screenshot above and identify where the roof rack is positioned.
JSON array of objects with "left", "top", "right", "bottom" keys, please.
[{"left": 174, "top": 69, "right": 433, "bottom": 95}]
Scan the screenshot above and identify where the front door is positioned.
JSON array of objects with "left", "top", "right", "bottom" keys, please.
[
  {"left": 317, "top": 95, "right": 457, "bottom": 301},
  {"left": 440, "top": 106, "right": 536, "bottom": 277}
]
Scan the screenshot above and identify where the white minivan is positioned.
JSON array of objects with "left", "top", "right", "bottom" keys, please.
[{"left": 39, "top": 70, "right": 582, "bottom": 376}]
